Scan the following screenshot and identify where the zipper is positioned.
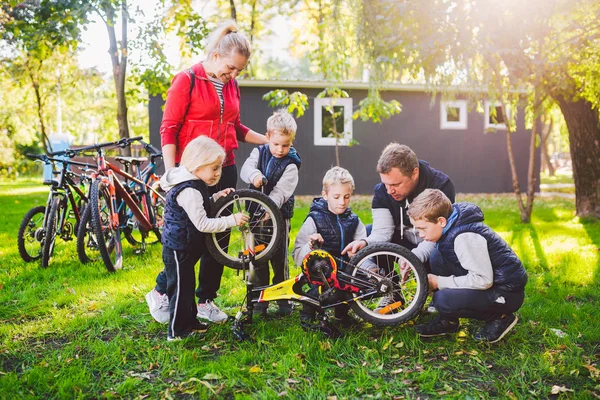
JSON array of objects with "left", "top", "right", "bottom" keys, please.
[{"left": 337, "top": 215, "right": 344, "bottom": 254}]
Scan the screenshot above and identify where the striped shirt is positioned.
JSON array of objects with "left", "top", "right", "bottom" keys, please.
[{"left": 208, "top": 76, "right": 225, "bottom": 119}]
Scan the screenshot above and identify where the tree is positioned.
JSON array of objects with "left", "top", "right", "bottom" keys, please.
[
  {"left": 352, "top": 0, "right": 600, "bottom": 220},
  {"left": 1, "top": 0, "right": 88, "bottom": 153}
]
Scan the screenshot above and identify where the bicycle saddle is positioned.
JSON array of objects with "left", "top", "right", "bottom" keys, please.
[{"left": 115, "top": 156, "right": 148, "bottom": 166}]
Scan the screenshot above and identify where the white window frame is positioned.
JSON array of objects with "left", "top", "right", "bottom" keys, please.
[
  {"left": 314, "top": 97, "right": 353, "bottom": 146},
  {"left": 440, "top": 100, "right": 468, "bottom": 130},
  {"left": 484, "top": 100, "right": 510, "bottom": 130}
]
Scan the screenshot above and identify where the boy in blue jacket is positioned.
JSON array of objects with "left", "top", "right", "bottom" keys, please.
[
  {"left": 407, "top": 189, "right": 527, "bottom": 343},
  {"left": 240, "top": 109, "right": 301, "bottom": 316}
]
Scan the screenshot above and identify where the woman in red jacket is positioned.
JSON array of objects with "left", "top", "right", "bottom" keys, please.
[{"left": 146, "top": 21, "right": 267, "bottom": 325}]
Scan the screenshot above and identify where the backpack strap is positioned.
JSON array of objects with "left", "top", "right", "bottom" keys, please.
[{"left": 182, "top": 68, "right": 195, "bottom": 121}]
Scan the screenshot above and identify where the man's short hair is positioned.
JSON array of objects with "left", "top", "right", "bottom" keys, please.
[
  {"left": 407, "top": 189, "right": 453, "bottom": 223},
  {"left": 376, "top": 143, "right": 419, "bottom": 176},
  {"left": 322, "top": 166, "right": 355, "bottom": 193},
  {"left": 180, "top": 136, "right": 226, "bottom": 172},
  {"left": 267, "top": 109, "right": 297, "bottom": 140}
]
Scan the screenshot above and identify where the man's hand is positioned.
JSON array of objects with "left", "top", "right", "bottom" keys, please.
[
  {"left": 253, "top": 175, "right": 265, "bottom": 188},
  {"left": 213, "top": 187, "right": 234, "bottom": 201},
  {"left": 427, "top": 274, "right": 439, "bottom": 291},
  {"left": 400, "top": 262, "right": 411, "bottom": 284},
  {"left": 341, "top": 239, "right": 367, "bottom": 257},
  {"left": 308, "top": 233, "right": 324, "bottom": 249}
]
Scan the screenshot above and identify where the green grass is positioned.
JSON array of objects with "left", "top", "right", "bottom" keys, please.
[
  {"left": 1, "top": 183, "right": 599, "bottom": 399},
  {"left": 540, "top": 171, "right": 575, "bottom": 186}
]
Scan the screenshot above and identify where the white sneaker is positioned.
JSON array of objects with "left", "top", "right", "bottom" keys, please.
[
  {"left": 145, "top": 289, "right": 169, "bottom": 324},
  {"left": 197, "top": 299, "right": 228, "bottom": 323}
]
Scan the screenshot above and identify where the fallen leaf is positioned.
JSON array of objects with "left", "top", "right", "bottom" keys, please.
[
  {"left": 391, "top": 369, "right": 403, "bottom": 374},
  {"left": 549, "top": 328, "right": 567, "bottom": 338},
  {"left": 382, "top": 336, "right": 394, "bottom": 351},
  {"left": 249, "top": 365, "right": 262, "bottom": 373},
  {"left": 550, "top": 385, "right": 573, "bottom": 394},
  {"left": 584, "top": 364, "right": 600, "bottom": 379},
  {"left": 286, "top": 379, "right": 300, "bottom": 384},
  {"left": 320, "top": 341, "right": 331, "bottom": 351},
  {"left": 202, "top": 373, "right": 220, "bottom": 380}
]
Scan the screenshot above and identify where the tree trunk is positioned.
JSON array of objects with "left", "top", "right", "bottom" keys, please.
[
  {"left": 229, "top": 0, "right": 237, "bottom": 21},
  {"left": 25, "top": 61, "right": 51, "bottom": 153},
  {"left": 524, "top": 117, "right": 539, "bottom": 221},
  {"left": 555, "top": 96, "right": 600, "bottom": 220},
  {"left": 540, "top": 116, "right": 555, "bottom": 176},
  {"left": 103, "top": 1, "right": 131, "bottom": 156},
  {"left": 501, "top": 104, "right": 529, "bottom": 222}
]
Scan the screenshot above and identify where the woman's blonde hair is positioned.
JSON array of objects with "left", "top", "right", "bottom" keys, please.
[
  {"left": 322, "top": 166, "right": 355, "bottom": 193},
  {"left": 407, "top": 189, "right": 453, "bottom": 223},
  {"left": 205, "top": 20, "right": 252, "bottom": 60},
  {"left": 180, "top": 136, "right": 225, "bottom": 172}
]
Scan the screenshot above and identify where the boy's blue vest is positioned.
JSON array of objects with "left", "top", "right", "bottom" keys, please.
[
  {"left": 307, "top": 197, "right": 359, "bottom": 260},
  {"left": 162, "top": 179, "right": 211, "bottom": 251},
  {"left": 436, "top": 203, "right": 528, "bottom": 292},
  {"left": 250, "top": 144, "right": 301, "bottom": 219}
]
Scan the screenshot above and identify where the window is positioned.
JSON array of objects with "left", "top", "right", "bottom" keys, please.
[
  {"left": 440, "top": 100, "right": 467, "bottom": 130},
  {"left": 484, "top": 100, "right": 510, "bottom": 130},
  {"left": 314, "top": 97, "right": 353, "bottom": 146}
]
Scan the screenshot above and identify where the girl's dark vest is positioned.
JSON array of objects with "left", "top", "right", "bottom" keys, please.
[
  {"left": 437, "top": 203, "right": 528, "bottom": 292},
  {"left": 162, "top": 180, "right": 211, "bottom": 251},
  {"left": 250, "top": 144, "right": 301, "bottom": 219},
  {"left": 307, "top": 198, "right": 359, "bottom": 261}
]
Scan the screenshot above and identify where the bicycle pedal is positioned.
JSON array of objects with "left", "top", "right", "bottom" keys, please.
[{"left": 133, "top": 248, "right": 146, "bottom": 255}]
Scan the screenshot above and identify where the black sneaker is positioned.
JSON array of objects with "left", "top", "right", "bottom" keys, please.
[
  {"left": 276, "top": 303, "right": 293, "bottom": 316},
  {"left": 167, "top": 320, "right": 209, "bottom": 341},
  {"left": 474, "top": 314, "right": 518, "bottom": 343},
  {"left": 414, "top": 316, "right": 460, "bottom": 337},
  {"left": 252, "top": 302, "right": 268, "bottom": 316}
]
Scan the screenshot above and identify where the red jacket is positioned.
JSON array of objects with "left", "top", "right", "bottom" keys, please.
[{"left": 160, "top": 62, "right": 250, "bottom": 166}]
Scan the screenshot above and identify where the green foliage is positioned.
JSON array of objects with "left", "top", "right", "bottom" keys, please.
[
  {"left": 354, "top": 90, "right": 402, "bottom": 123},
  {"left": 262, "top": 89, "right": 309, "bottom": 118}
]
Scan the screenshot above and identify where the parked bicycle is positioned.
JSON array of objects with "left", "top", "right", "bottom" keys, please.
[
  {"left": 74, "top": 140, "right": 164, "bottom": 266},
  {"left": 17, "top": 154, "right": 95, "bottom": 268},
  {"left": 50, "top": 136, "right": 165, "bottom": 272}
]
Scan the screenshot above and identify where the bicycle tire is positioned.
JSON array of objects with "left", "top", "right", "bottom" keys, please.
[
  {"left": 206, "top": 189, "right": 284, "bottom": 270},
  {"left": 90, "top": 179, "right": 123, "bottom": 272},
  {"left": 17, "top": 206, "right": 46, "bottom": 262},
  {"left": 122, "top": 180, "right": 164, "bottom": 246},
  {"left": 76, "top": 204, "right": 101, "bottom": 264},
  {"left": 41, "top": 197, "right": 62, "bottom": 268},
  {"left": 348, "top": 243, "right": 428, "bottom": 326}
]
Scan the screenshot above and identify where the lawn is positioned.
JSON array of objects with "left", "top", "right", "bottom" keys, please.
[{"left": 0, "top": 181, "right": 598, "bottom": 399}]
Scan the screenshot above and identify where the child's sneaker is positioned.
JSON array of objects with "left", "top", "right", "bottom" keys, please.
[
  {"left": 197, "top": 299, "right": 228, "bottom": 323},
  {"left": 414, "top": 316, "right": 460, "bottom": 337},
  {"left": 253, "top": 302, "right": 268, "bottom": 316},
  {"left": 167, "top": 320, "right": 208, "bottom": 341},
  {"left": 276, "top": 301, "right": 293, "bottom": 316},
  {"left": 145, "top": 289, "right": 169, "bottom": 324},
  {"left": 473, "top": 314, "right": 518, "bottom": 343}
]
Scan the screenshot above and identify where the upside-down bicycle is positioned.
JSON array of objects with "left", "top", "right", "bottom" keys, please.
[{"left": 205, "top": 189, "right": 429, "bottom": 339}]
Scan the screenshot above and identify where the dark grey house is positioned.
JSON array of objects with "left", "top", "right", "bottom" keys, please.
[{"left": 149, "top": 80, "right": 539, "bottom": 195}]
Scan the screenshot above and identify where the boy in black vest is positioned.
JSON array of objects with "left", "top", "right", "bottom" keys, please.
[
  {"left": 240, "top": 109, "right": 301, "bottom": 316},
  {"left": 408, "top": 189, "right": 527, "bottom": 343},
  {"left": 292, "top": 166, "right": 368, "bottom": 327},
  {"left": 160, "top": 136, "right": 249, "bottom": 341}
]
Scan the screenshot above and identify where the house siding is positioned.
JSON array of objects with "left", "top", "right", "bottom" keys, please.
[{"left": 149, "top": 84, "right": 539, "bottom": 195}]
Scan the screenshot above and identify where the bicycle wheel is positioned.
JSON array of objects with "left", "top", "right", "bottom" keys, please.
[
  {"left": 76, "top": 204, "right": 101, "bottom": 264},
  {"left": 90, "top": 179, "right": 123, "bottom": 272},
  {"left": 41, "top": 197, "right": 62, "bottom": 268},
  {"left": 205, "top": 189, "right": 284, "bottom": 270},
  {"left": 17, "top": 206, "right": 45, "bottom": 262},
  {"left": 122, "top": 192, "right": 164, "bottom": 246},
  {"left": 348, "top": 243, "right": 428, "bottom": 326}
]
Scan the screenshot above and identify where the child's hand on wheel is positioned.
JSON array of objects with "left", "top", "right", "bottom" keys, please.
[
  {"left": 214, "top": 188, "right": 234, "bottom": 201},
  {"left": 233, "top": 212, "right": 249, "bottom": 226}
]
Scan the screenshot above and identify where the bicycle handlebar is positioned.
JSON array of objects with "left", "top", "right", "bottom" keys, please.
[
  {"left": 26, "top": 153, "right": 96, "bottom": 169},
  {"left": 49, "top": 136, "right": 144, "bottom": 157}
]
